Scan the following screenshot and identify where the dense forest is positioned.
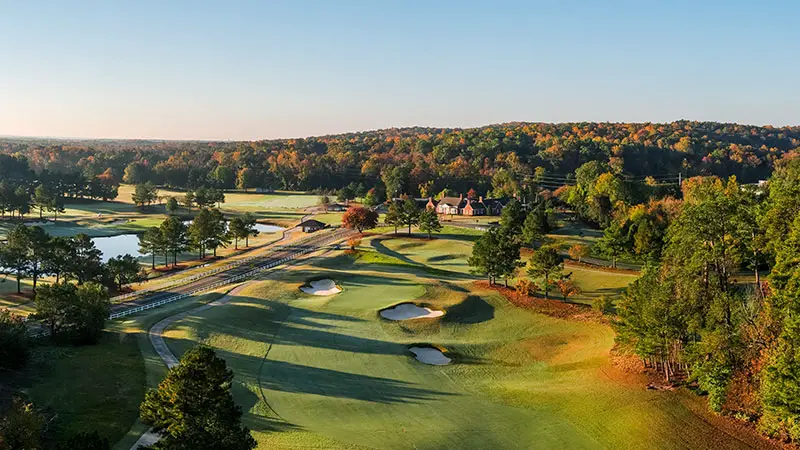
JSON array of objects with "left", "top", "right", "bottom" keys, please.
[{"left": 2, "top": 121, "right": 799, "bottom": 199}]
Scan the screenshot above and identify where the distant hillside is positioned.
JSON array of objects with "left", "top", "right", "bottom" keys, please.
[{"left": 2, "top": 121, "right": 799, "bottom": 194}]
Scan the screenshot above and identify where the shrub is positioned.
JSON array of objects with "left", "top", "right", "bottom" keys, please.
[
  {"left": 347, "top": 236, "right": 362, "bottom": 251},
  {"left": 0, "top": 309, "right": 28, "bottom": 369},
  {"left": 515, "top": 278, "right": 538, "bottom": 296},
  {"left": 592, "top": 296, "right": 615, "bottom": 315},
  {"left": 568, "top": 244, "right": 589, "bottom": 263}
]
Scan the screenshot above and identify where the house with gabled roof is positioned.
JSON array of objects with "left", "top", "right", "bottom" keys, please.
[
  {"left": 435, "top": 194, "right": 463, "bottom": 215},
  {"left": 433, "top": 193, "right": 509, "bottom": 216}
]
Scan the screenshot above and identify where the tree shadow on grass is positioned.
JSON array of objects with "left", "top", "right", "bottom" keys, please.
[
  {"left": 370, "top": 238, "right": 424, "bottom": 267},
  {"left": 167, "top": 336, "right": 455, "bottom": 406},
  {"left": 433, "top": 232, "right": 480, "bottom": 243},
  {"left": 259, "top": 359, "right": 455, "bottom": 404},
  {"left": 427, "top": 254, "right": 466, "bottom": 263},
  {"left": 174, "top": 297, "right": 407, "bottom": 357},
  {"left": 443, "top": 295, "right": 495, "bottom": 324},
  {"left": 233, "top": 382, "right": 302, "bottom": 433},
  {"left": 369, "top": 239, "right": 476, "bottom": 280}
]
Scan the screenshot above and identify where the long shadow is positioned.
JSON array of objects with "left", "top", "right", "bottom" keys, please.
[
  {"left": 167, "top": 336, "right": 454, "bottom": 406},
  {"left": 443, "top": 295, "right": 495, "bottom": 324},
  {"left": 394, "top": 241, "right": 426, "bottom": 250},
  {"left": 233, "top": 382, "right": 301, "bottom": 433},
  {"left": 309, "top": 253, "right": 356, "bottom": 270},
  {"left": 369, "top": 239, "right": 476, "bottom": 280},
  {"left": 259, "top": 358, "right": 455, "bottom": 404},
  {"left": 427, "top": 254, "right": 466, "bottom": 263},
  {"left": 173, "top": 297, "right": 408, "bottom": 357},
  {"left": 434, "top": 232, "right": 480, "bottom": 243},
  {"left": 370, "top": 238, "right": 424, "bottom": 267}
]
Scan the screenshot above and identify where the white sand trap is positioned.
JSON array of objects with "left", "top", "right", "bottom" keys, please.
[
  {"left": 380, "top": 303, "right": 444, "bottom": 320},
  {"left": 409, "top": 347, "right": 452, "bottom": 365},
  {"left": 300, "top": 279, "right": 342, "bottom": 296}
]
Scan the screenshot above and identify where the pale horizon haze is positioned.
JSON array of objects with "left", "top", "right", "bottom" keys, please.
[{"left": 1, "top": 0, "right": 798, "bottom": 141}]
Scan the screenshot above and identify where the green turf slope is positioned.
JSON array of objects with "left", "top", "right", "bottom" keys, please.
[{"left": 159, "top": 244, "right": 765, "bottom": 449}]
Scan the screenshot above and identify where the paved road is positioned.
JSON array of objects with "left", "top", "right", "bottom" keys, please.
[{"left": 110, "top": 227, "right": 351, "bottom": 318}]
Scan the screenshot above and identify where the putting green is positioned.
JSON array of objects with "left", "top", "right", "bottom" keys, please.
[{"left": 158, "top": 244, "right": 763, "bottom": 449}]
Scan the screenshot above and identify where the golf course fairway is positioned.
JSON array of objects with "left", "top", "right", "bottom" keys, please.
[{"left": 156, "top": 237, "right": 769, "bottom": 449}]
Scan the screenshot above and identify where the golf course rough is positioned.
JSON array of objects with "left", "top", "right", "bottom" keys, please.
[
  {"left": 380, "top": 303, "right": 445, "bottom": 320},
  {"left": 300, "top": 278, "right": 342, "bottom": 296}
]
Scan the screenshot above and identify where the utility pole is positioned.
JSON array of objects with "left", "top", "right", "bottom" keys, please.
[{"left": 678, "top": 172, "right": 682, "bottom": 186}]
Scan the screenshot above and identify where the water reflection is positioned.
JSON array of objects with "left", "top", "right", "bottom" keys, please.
[
  {"left": 91, "top": 223, "right": 283, "bottom": 261},
  {"left": 92, "top": 235, "right": 145, "bottom": 262}
]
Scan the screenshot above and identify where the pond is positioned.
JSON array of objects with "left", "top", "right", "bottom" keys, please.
[
  {"left": 181, "top": 220, "right": 284, "bottom": 234},
  {"left": 254, "top": 223, "right": 284, "bottom": 233},
  {"left": 91, "top": 223, "right": 284, "bottom": 262},
  {"left": 92, "top": 234, "right": 146, "bottom": 262}
]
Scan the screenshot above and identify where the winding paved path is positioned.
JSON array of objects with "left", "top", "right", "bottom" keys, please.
[
  {"left": 128, "top": 231, "right": 347, "bottom": 449},
  {"left": 129, "top": 283, "right": 251, "bottom": 449}
]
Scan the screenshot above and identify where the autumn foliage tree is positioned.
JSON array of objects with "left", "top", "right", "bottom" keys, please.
[
  {"left": 568, "top": 244, "right": 589, "bottom": 263},
  {"left": 347, "top": 236, "right": 362, "bottom": 251},
  {"left": 341, "top": 206, "right": 378, "bottom": 233},
  {"left": 556, "top": 277, "right": 581, "bottom": 302}
]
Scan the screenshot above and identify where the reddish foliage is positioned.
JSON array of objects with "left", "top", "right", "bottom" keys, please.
[
  {"left": 476, "top": 280, "right": 597, "bottom": 321},
  {"left": 342, "top": 206, "right": 378, "bottom": 232}
]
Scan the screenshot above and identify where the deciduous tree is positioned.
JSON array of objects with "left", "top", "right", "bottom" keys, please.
[
  {"left": 568, "top": 244, "right": 589, "bottom": 263},
  {"left": 342, "top": 206, "right": 378, "bottom": 233}
]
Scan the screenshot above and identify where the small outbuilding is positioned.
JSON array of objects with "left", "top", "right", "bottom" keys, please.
[{"left": 299, "top": 219, "right": 326, "bottom": 233}]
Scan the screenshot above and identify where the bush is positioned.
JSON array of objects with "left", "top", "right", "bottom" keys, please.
[
  {"left": 347, "top": 236, "right": 362, "bottom": 251},
  {"left": 0, "top": 398, "right": 44, "bottom": 449},
  {"left": 592, "top": 296, "right": 615, "bottom": 315},
  {"left": 0, "top": 309, "right": 29, "bottom": 369},
  {"left": 515, "top": 278, "right": 538, "bottom": 296}
]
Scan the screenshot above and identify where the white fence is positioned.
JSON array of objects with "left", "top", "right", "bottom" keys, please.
[
  {"left": 108, "top": 228, "right": 348, "bottom": 319},
  {"left": 110, "top": 225, "right": 328, "bottom": 303}
]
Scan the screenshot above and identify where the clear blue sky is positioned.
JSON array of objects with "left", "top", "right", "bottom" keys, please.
[{"left": 0, "top": 0, "right": 797, "bottom": 140}]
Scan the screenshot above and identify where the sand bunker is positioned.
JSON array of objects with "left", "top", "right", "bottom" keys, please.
[
  {"left": 409, "top": 346, "right": 452, "bottom": 365},
  {"left": 380, "top": 303, "right": 444, "bottom": 320},
  {"left": 300, "top": 279, "right": 342, "bottom": 296}
]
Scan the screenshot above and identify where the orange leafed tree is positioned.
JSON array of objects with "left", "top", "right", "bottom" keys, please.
[
  {"left": 342, "top": 206, "right": 378, "bottom": 233},
  {"left": 568, "top": 244, "right": 589, "bottom": 263},
  {"left": 557, "top": 278, "right": 581, "bottom": 302},
  {"left": 347, "top": 236, "right": 362, "bottom": 251}
]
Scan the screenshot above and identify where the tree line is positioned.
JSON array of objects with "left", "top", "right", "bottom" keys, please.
[
  {"left": 597, "top": 154, "right": 800, "bottom": 443},
  {"left": 467, "top": 197, "right": 576, "bottom": 297},
  {"left": 3, "top": 121, "right": 799, "bottom": 203},
  {"left": 0, "top": 154, "right": 119, "bottom": 220},
  {"left": 138, "top": 210, "right": 260, "bottom": 269},
  {"left": 0, "top": 225, "right": 143, "bottom": 294}
]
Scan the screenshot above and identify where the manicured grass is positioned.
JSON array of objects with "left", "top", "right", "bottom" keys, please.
[
  {"left": 3, "top": 288, "right": 241, "bottom": 450},
  {"left": 313, "top": 212, "right": 345, "bottom": 225},
  {"left": 378, "top": 236, "right": 473, "bottom": 274},
  {"left": 560, "top": 265, "right": 639, "bottom": 305},
  {"left": 120, "top": 185, "right": 319, "bottom": 211},
  {"left": 23, "top": 329, "right": 145, "bottom": 444},
  {"left": 154, "top": 236, "right": 760, "bottom": 449},
  {"left": 0, "top": 276, "right": 35, "bottom": 315}
]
